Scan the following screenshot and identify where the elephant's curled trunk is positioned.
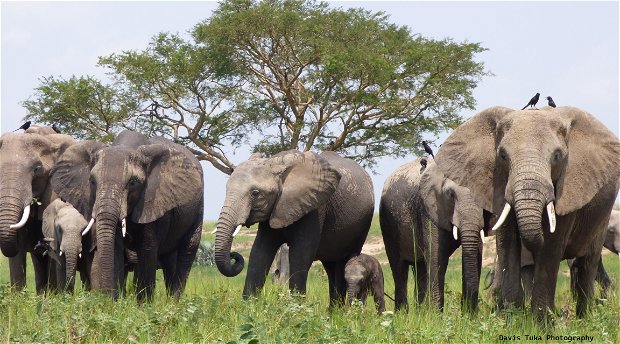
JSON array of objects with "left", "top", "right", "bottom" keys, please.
[{"left": 214, "top": 207, "right": 245, "bottom": 277}]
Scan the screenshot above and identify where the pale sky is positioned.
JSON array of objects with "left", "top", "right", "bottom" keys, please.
[{"left": 2, "top": 1, "right": 619, "bottom": 220}]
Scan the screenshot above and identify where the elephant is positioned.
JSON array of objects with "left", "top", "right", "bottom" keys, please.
[
  {"left": 214, "top": 150, "right": 374, "bottom": 306},
  {"left": 344, "top": 253, "right": 385, "bottom": 313},
  {"left": 0, "top": 126, "right": 75, "bottom": 292},
  {"left": 380, "top": 157, "right": 488, "bottom": 312},
  {"left": 41, "top": 198, "right": 90, "bottom": 292},
  {"left": 435, "top": 106, "right": 620, "bottom": 320},
  {"left": 50, "top": 130, "right": 204, "bottom": 301}
]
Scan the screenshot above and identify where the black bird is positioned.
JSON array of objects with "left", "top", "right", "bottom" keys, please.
[
  {"left": 422, "top": 140, "right": 434, "bottom": 159},
  {"left": 546, "top": 96, "right": 556, "bottom": 108},
  {"left": 13, "top": 120, "right": 31, "bottom": 132},
  {"left": 52, "top": 124, "right": 61, "bottom": 133},
  {"left": 521, "top": 93, "right": 540, "bottom": 110}
]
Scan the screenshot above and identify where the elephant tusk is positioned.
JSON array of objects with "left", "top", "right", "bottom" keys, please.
[
  {"left": 82, "top": 218, "right": 95, "bottom": 236},
  {"left": 10, "top": 204, "right": 30, "bottom": 229},
  {"left": 492, "top": 203, "right": 511, "bottom": 231},
  {"left": 232, "top": 225, "right": 242, "bottom": 237},
  {"left": 59, "top": 251, "right": 63, "bottom": 257},
  {"left": 480, "top": 229, "right": 488, "bottom": 244},
  {"left": 210, "top": 228, "right": 218, "bottom": 234},
  {"left": 79, "top": 252, "right": 82, "bottom": 259},
  {"left": 452, "top": 225, "right": 458, "bottom": 240},
  {"left": 121, "top": 218, "right": 127, "bottom": 238},
  {"left": 546, "top": 202, "right": 556, "bottom": 233}
]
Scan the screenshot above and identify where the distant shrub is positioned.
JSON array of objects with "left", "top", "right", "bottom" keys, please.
[{"left": 194, "top": 241, "right": 215, "bottom": 266}]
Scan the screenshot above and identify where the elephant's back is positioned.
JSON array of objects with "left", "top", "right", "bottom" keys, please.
[{"left": 316, "top": 152, "right": 374, "bottom": 262}]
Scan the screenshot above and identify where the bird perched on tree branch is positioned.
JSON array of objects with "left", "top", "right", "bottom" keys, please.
[
  {"left": 13, "top": 121, "right": 31, "bottom": 132},
  {"left": 546, "top": 96, "right": 556, "bottom": 108},
  {"left": 521, "top": 93, "right": 540, "bottom": 110},
  {"left": 422, "top": 140, "right": 434, "bottom": 159}
]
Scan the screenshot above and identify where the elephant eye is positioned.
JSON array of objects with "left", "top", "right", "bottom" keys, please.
[
  {"left": 552, "top": 149, "right": 563, "bottom": 162},
  {"left": 33, "top": 164, "right": 43, "bottom": 174},
  {"left": 128, "top": 178, "right": 140, "bottom": 187},
  {"left": 251, "top": 189, "right": 260, "bottom": 198},
  {"left": 498, "top": 148, "right": 508, "bottom": 162}
]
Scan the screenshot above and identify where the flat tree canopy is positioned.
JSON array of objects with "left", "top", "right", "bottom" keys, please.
[{"left": 23, "top": 0, "right": 489, "bottom": 173}]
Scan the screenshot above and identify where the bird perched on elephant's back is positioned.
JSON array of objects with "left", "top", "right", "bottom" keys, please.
[
  {"left": 213, "top": 150, "right": 374, "bottom": 306},
  {"left": 0, "top": 126, "right": 75, "bottom": 292},
  {"left": 380, "top": 157, "right": 488, "bottom": 313},
  {"left": 435, "top": 106, "right": 620, "bottom": 321},
  {"left": 50, "top": 130, "right": 204, "bottom": 301}
]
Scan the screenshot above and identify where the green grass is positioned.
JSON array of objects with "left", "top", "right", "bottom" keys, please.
[{"left": 1, "top": 217, "right": 619, "bottom": 343}]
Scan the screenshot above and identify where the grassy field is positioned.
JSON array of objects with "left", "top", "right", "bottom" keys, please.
[{"left": 1, "top": 216, "right": 619, "bottom": 343}]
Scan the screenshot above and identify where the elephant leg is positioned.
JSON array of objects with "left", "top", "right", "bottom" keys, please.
[
  {"left": 520, "top": 265, "right": 535, "bottom": 300},
  {"left": 8, "top": 241, "right": 27, "bottom": 290},
  {"left": 359, "top": 287, "right": 368, "bottom": 304},
  {"left": 287, "top": 213, "right": 322, "bottom": 297},
  {"left": 31, "top": 251, "right": 50, "bottom": 294},
  {"left": 429, "top": 226, "right": 458, "bottom": 311},
  {"left": 136, "top": 226, "right": 158, "bottom": 302},
  {"left": 322, "top": 260, "right": 347, "bottom": 308},
  {"left": 571, "top": 253, "right": 599, "bottom": 318},
  {"left": 595, "top": 256, "right": 612, "bottom": 299},
  {"left": 494, "top": 215, "right": 523, "bottom": 309},
  {"left": 413, "top": 259, "right": 428, "bottom": 305},
  {"left": 170, "top": 223, "right": 202, "bottom": 299},
  {"left": 391, "top": 260, "right": 410, "bottom": 311},
  {"left": 371, "top": 276, "right": 386, "bottom": 313},
  {"left": 242, "top": 228, "right": 282, "bottom": 299},
  {"left": 160, "top": 252, "right": 177, "bottom": 294}
]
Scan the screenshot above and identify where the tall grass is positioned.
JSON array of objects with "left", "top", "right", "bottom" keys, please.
[{"left": 0, "top": 223, "right": 618, "bottom": 342}]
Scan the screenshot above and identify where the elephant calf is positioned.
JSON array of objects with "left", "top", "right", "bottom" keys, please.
[
  {"left": 41, "top": 199, "right": 90, "bottom": 292},
  {"left": 345, "top": 253, "right": 385, "bottom": 313}
]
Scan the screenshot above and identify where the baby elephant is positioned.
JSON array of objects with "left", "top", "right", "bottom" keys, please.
[
  {"left": 345, "top": 253, "right": 385, "bottom": 313},
  {"left": 41, "top": 199, "right": 90, "bottom": 292}
]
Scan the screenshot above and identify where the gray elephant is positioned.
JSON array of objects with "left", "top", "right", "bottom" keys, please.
[
  {"left": 435, "top": 106, "right": 620, "bottom": 320},
  {"left": 380, "top": 157, "right": 487, "bottom": 312},
  {"left": 41, "top": 199, "right": 90, "bottom": 292},
  {"left": 50, "top": 130, "right": 204, "bottom": 301},
  {"left": 0, "top": 126, "right": 75, "bottom": 292},
  {"left": 344, "top": 253, "right": 385, "bottom": 313},
  {"left": 214, "top": 150, "right": 374, "bottom": 305}
]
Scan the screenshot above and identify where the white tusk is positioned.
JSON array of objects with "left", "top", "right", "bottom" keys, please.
[
  {"left": 480, "top": 229, "right": 488, "bottom": 244},
  {"left": 82, "top": 218, "right": 95, "bottom": 236},
  {"left": 59, "top": 251, "right": 63, "bottom": 257},
  {"left": 492, "top": 203, "right": 511, "bottom": 231},
  {"left": 452, "top": 225, "right": 458, "bottom": 240},
  {"left": 233, "top": 225, "right": 242, "bottom": 237},
  {"left": 121, "top": 218, "right": 127, "bottom": 237},
  {"left": 546, "top": 202, "right": 556, "bottom": 233},
  {"left": 10, "top": 205, "right": 30, "bottom": 229},
  {"left": 210, "top": 228, "right": 217, "bottom": 234},
  {"left": 79, "top": 253, "right": 82, "bottom": 259}
]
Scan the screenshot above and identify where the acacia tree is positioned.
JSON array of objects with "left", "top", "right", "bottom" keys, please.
[
  {"left": 23, "top": 0, "right": 489, "bottom": 172},
  {"left": 193, "top": 0, "right": 488, "bottom": 167},
  {"left": 22, "top": 75, "right": 141, "bottom": 142}
]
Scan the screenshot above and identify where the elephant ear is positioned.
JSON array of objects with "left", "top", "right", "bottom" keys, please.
[
  {"left": 50, "top": 141, "right": 106, "bottom": 218},
  {"left": 269, "top": 151, "right": 341, "bottom": 229},
  {"left": 131, "top": 143, "right": 203, "bottom": 224},
  {"left": 435, "top": 106, "right": 514, "bottom": 213},
  {"left": 554, "top": 107, "right": 620, "bottom": 215}
]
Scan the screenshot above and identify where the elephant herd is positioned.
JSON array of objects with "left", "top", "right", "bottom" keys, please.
[{"left": 1, "top": 105, "right": 619, "bottom": 323}]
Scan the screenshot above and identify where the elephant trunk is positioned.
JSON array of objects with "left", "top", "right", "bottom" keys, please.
[
  {"left": 214, "top": 204, "right": 246, "bottom": 277},
  {"left": 64, "top": 249, "right": 80, "bottom": 292},
  {"left": 509, "top": 166, "right": 553, "bottom": 255},
  {"left": 346, "top": 284, "right": 360, "bottom": 305},
  {"left": 459, "top": 222, "right": 481, "bottom": 312},
  {"left": 0, "top": 188, "right": 31, "bottom": 257},
  {"left": 93, "top": 198, "right": 121, "bottom": 295}
]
